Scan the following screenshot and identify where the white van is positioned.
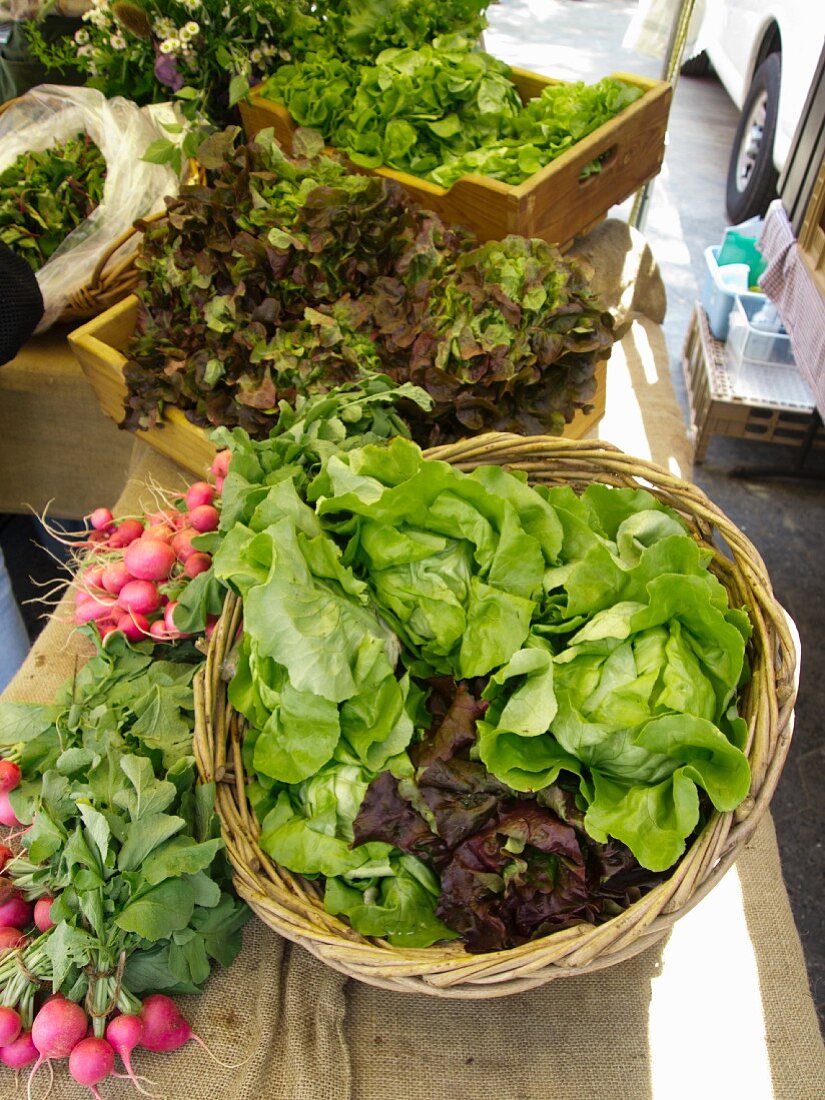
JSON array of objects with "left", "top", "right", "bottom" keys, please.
[{"left": 686, "top": 1, "right": 825, "bottom": 221}]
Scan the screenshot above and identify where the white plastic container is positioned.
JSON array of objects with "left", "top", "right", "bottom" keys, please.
[{"left": 725, "top": 296, "right": 814, "bottom": 407}]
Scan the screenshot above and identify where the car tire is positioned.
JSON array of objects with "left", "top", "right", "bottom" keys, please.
[{"left": 725, "top": 53, "right": 781, "bottom": 222}]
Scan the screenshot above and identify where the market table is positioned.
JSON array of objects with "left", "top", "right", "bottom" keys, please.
[
  {"left": 2, "top": 223, "right": 823, "bottom": 1097},
  {"left": 0, "top": 322, "right": 137, "bottom": 519}
]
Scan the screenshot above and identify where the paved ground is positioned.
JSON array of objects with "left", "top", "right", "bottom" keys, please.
[
  {"left": 1, "top": 0, "right": 823, "bottom": 1036},
  {"left": 487, "top": 0, "right": 825, "bottom": 1033}
]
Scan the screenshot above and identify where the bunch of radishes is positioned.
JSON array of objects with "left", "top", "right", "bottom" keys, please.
[
  {"left": 1, "top": 763, "right": 234, "bottom": 1095},
  {"left": 0, "top": 990, "right": 219, "bottom": 1098},
  {"left": 72, "top": 451, "right": 230, "bottom": 645}
]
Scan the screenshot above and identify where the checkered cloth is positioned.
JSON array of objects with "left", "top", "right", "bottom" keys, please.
[
  {"left": 0, "top": 242, "right": 44, "bottom": 366},
  {"left": 759, "top": 200, "right": 825, "bottom": 418}
]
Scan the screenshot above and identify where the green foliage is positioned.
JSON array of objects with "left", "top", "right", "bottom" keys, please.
[
  {"left": 0, "top": 135, "right": 106, "bottom": 271},
  {"left": 124, "top": 128, "right": 613, "bottom": 445},
  {"left": 211, "top": 434, "right": 753, "bottom": 949},
  {"left": 0, "top": 633, "right": 248, "bottom": 1021},
  {"left": 261, "top": 38, "right": 643, "bottom": 188}
]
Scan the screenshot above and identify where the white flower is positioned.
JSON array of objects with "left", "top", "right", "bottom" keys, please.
[
  {"left": 184, "top": 20, "right": 199, "bottom": 35},
  {"left": 250, "top": 48, "right": 262, "bottom": 64},
  {"left": 74, "top": 28, "right": 89, "bottom": 43},
  {"left": 77, "top": 43, "right": 94, "bottom": 57},
  {"left": 110, "top": 32, "right": 126, "bottom": 49},
  {"left": 159, "top": 37, "right": 179, "bottom": 54}
]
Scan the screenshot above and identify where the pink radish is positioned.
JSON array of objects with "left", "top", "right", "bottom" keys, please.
[
  {"left": 171, "top": 528, "right": 197, "bottom": 563},
  {"left": 108, "top": 519, "right": 145, "bottom": 549},
  {"left": 0, "top": 893, "right": 31, "bottom": 928},
  {"left": 28, "top": 997, "right": 89, "bottom": 1096},
  {"left": 0, "top": 792, "right": 22, "bottom": 828},
  {"left": 185, "top": 481, "right": 215, "bottom": 510},
  {"left": 33, "top": 897, "right": 56, "bottom": 933},
  {"left": 117, "top": 613, "right": 151, "bottom": 644},
  {"left": 101, "top": 561, "right": 132, "bottom": 596},
  {"left": 124, "top": 539, "right": 176, "bottom": 582},
  {"left": 211, "top": 450, "right": 231, "bottom": 478},
  {"left": 184, "top": 552, "right": 212, "bottom": 578},
  {"left": 0, "top": 843, "right": 14, "bottom": 871},
  {"left": 187, "top": 504, "right": 219, "bottom": 533},
  {"left": 0, "top": 1006, "right": 21, "bottom": 1047},
  {"left": 69, "top": 1035, "right": 115, "bottom": 1098},
  {"left": 0, "top": 927, "right": 25, "bottom": 951},
  {"left": 0, "top": 1028, "right": 37, "bottom": 1068},
  {"left": 74, "top": 595, "right": 116, "bottom": 625},
  {"left": 106, "top": 1014, "right": 158, "bottom": 1096},
  {"left": 214, "top": 475, "right": 224, "bottom": 495},
  {"left": 139, "top": 994, "right": 243, "bottom": 1067},
  {"left": 117, "top": 580, "right": 161, "bottom": 617},
  {"left": 30, "top": 998, "right": 88, "bottom": 1072},
  {"left": 143, "top": 522, "right": 176, "bottom": 544},
  {"left": 88, "top": 508, "right": 114, "bottom": 532},
  {"left": 162, "top": 602, "right": 190, "bottom": 640},
  {"left": 148, "top": 619, "right": 168, "bottom": 639},
  {"left": 81, "top": 565, "right": 106, "bottom": 590},
  {"left": 96, "top": 619, "right": 121, "bottom": 641},
  {"left": 0, "top": 759, "right": 21, "bottom": 793}
]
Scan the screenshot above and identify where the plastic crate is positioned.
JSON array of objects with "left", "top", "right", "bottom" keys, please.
[
  {"left": 725, "top": 296, "right": 814, "bottom": 407},
  {"left": 682, "top": 303, "right": 823, "bottom": 463},
  {"left": 701, "top": 246, "right": 764, "bottom": 340}
]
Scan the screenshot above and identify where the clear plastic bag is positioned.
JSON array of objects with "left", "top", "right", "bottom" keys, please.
[{"left": 0, "top": 84, "right": 181, "bottom": 330}]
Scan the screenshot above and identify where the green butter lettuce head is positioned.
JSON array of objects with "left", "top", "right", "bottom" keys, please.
[
  {"left": 311, "top": 437, "right": 563, "bottom": 674},
  {"left": 471, "top": 474, "right": 752, "bottom": 871}
]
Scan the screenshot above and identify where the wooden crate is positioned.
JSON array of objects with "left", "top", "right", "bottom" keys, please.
[
  {"left": 682, "top": 303, "right": 825, "bottom": 463},
  {"left": 68, "top": 296, "right": 217, "bottom": 478},
  {"left": 240, "top": 69, "right": 671, "bottom": 250},
  {"left": 68, "top": 296, "right": 607, "bottom": 474}
]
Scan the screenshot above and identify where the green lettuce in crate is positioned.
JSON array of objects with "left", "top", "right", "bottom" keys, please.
[
  {"left": 0, "top": 135, "right": 106, "bottom": 272},
  {"left": 260, "top": 35, "right": 643, "bottom": 188},
  {"left": 211, "top": 435, "right": 752, "bottom": 952}
]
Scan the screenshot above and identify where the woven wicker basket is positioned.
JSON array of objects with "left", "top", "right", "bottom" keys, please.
[
  {"left": 0, "top": 98, "right": 195, "bottom": 324},
  {"left": 192, "top": 433, "right": 797, "bottom": 998}
]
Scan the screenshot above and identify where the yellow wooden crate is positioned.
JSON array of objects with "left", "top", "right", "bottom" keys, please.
[
  {"left": 68, "top": 297, "right": 217, "bottom": 479},
  {"left": 68, "top": 295, "right": 606, "bottom": 476},
  {"left": 240, "top": 68, "right": 672, "bottom": 249}
]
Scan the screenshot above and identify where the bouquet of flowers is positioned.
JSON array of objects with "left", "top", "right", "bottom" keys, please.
[{"left": 26, "top": 0, "right": 311, "bottom": 124}]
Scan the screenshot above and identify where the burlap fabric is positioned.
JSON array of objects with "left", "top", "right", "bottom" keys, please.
[{"left": 0, "top": 323, "right": 138, "bottom": 518}]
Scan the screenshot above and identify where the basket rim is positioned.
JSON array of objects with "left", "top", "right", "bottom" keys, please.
[{"left": 192, "top": 432, "right": 799, "bottom": 995}]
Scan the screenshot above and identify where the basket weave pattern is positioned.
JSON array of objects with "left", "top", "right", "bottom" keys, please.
[{"left": 192, "top": 434, "right": 797, "bottom": 997}]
